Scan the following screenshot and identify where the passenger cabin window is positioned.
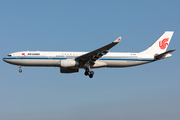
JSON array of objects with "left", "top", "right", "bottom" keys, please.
[{"left": 7, "top": 55, "right": 12, "bottom": 57}]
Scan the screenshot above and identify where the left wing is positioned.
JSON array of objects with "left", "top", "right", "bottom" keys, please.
[{"left": 75, "top": 37, "right": 122, "bottom": 63}]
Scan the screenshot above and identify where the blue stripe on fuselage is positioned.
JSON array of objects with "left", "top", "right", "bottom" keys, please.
[
  {"left": 100, "top": 58, "right": 153, "bottom": 61},
  {"left": 3, "top": 56, "right": 154, "bottom": 61}
]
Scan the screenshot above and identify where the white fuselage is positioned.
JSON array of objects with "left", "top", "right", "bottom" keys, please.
[{"left": 3, "top": 51, "right": 155, "bottom": 68}]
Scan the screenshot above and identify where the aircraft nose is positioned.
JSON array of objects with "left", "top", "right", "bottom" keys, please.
[{"left": 3, "top": 57, "right": 7, "bottom": 62}]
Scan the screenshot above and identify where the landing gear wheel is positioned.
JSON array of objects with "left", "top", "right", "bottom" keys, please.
[
  {"left": 89, "top": 74, "right": 93, "bottom": 78},
  {"left": 89, "top": 71, "right": 94, "bottom": 78},
  {"left": 18, "top": 66, "right": 22, "bottom": 73},
  {"left": 84, "top": 63, "right": 94, "bottom": 78},
  {"left": 84, "top": 71, "right": 89, "bottom": 76},
  {"left": 90, "top": 71, "right": 94, "bottom": 75},
  {"left": 19, "top": 69, "right": 22, "bottom": 73}
]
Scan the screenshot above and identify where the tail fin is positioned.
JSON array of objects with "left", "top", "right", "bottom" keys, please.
[{"left": 141, "top": 31, "right": 174, "bottom": 54}]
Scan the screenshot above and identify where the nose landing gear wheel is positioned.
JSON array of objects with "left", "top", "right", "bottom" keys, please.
[
  {"left": 19, "top": 66, "right": 22, "bottom": 73},
  {"left": 19, "top": 69, "right": 22, "bottom": 73}
]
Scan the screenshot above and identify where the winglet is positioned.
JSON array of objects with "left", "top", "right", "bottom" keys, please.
[{"left": 114, "top": 37, "right": 122, "bottom": 43}]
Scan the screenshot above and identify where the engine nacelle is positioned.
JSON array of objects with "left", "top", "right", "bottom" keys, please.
[
  {"left": 60, "top": 67, "right": 79, "bottom": 73},
  {"left": 60, "top": 59, "right": 79, "bottom": 67}
]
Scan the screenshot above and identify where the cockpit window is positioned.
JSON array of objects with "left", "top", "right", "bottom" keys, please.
[{"left": 7, "top": 55, "right": 12, "bottom": 57}]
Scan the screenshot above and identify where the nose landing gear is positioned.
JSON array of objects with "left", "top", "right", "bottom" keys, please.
[{"left": 19, "top": 66, "right": 22, "bottom": 73}]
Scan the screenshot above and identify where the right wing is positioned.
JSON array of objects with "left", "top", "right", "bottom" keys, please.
[{"left": 75, "top": 37, "right": 122, "bottom": 64}]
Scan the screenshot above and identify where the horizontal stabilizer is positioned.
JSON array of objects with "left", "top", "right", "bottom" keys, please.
[{"left": 154, "top": 49, "right": 176, "bottom": 60}]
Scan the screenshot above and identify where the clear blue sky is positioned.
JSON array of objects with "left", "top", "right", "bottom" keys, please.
[{"left": 0, "top": 0, "right": 180, "bottom": 120}]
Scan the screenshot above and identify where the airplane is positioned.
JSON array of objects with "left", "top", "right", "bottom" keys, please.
[{"left": 3, "top": 31, "right": 175, "bottom": 78}]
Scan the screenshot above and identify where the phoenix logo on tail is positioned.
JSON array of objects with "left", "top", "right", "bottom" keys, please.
[{"left": 159, "top": 38, "right": 169, "bottom": 50}]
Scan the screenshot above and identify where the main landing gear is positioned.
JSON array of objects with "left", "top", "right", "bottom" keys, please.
[
  {"left": 84, "top": 68, "right": 94, "bottom": 78},
  {"left": 19, "top": 66, "right": 22, "bottom": 73},
  {"left": 84, "top": 63, "right": 94, "bottom": 78}
]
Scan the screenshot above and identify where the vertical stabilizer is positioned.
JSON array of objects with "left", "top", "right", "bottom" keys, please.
[{"left": 141, "top": 31, "right": 174, "bottom": 54}]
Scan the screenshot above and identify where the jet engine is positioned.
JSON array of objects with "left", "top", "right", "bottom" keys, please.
[
  {"left": 60, "top": 59, "right": 79, "bottom": 67},
  {"left": 60, "top": 67, "right": 79, "bottom": 73}
]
